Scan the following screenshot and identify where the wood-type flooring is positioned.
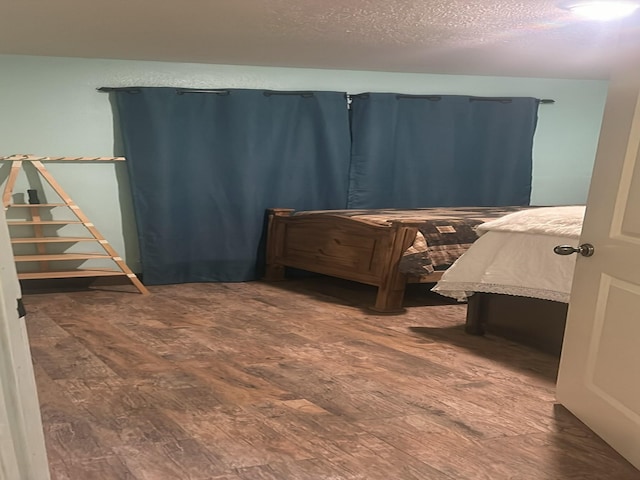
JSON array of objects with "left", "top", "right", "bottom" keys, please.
[{"left": 23, "top": 277, "right": 640, "bottom": 480}]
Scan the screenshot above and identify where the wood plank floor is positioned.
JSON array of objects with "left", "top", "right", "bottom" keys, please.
[{"left": 23, "top": 277, "right": 640, "bottom": 480}]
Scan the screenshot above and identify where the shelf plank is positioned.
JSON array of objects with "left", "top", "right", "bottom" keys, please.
[
  {"left": 17, "top": 270, "right": 126, "bottom": 280},
  {"left": 1, "top": 155, "right": 125, "bottom": 162},
  {"left": 7, "top": 220, "right": 84, "bottom": 225},
  {"left": 14, "top": 253, "right": 112, "bottom": 262},
  {"left": 8, "top": 204, "right": 67, "bottom": 208},
  {"left": 11, "top": 237, "right": 97, "bottom": 244}
]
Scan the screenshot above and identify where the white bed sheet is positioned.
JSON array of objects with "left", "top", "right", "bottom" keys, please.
[{"left": 432, "top": 206, "right": 585, "bottom": 303}]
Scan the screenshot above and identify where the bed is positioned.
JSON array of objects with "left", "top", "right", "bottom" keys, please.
[
  {"left": 432, "top": 206, "right": 585, "bottom": 355},
  {"left": 264, "top": 206, "right": 526, "bottom": 312}
]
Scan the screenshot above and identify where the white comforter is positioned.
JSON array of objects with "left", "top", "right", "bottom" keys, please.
[{"left": 432, "top": 206, "right": 585, "bottom": 303}]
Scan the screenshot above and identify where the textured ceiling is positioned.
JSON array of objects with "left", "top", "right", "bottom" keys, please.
[{"left": 1, "top": 0, "right": 639, "bottom": 78}]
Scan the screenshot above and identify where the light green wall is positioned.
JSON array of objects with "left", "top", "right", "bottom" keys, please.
[{"left": 0, "top": 55, "right": 608, "bottom": 271}]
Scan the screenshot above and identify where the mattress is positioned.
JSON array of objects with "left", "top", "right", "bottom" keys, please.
[{"left": 432, "top": 206, "right": 585, "bottom": 303}]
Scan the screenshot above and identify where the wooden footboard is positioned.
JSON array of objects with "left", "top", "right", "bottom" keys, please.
[
  {"left": 264, "top": 208, "right": 433, "bottom": 312},
  {"left": 465, "top": 293, "right": 568, "bottom": 355}
]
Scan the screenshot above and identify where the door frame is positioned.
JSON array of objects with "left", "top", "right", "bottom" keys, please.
[{"left": 0, "top": 206, "right": 50, "bottom": 479}]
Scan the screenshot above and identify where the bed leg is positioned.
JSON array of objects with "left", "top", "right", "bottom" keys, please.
[
  {"left": 372, "top": 291, "right": 405, "bottom": 313},
  {"left": 264, "top": 264, "right": 286, "bottom": 281},
  {"left": 370, "top": 222, "right": 420, "bottom": 313},
  {"left": 371, "top": 276, "right": 407, "bottom": 313},
  {"left": 263, "top": 208, "right": 294, "bottom": 282},
  {"left": 465, "top": 293, "right": 486, "bottom": 335}
]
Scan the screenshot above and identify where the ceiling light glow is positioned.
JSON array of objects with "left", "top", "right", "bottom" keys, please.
[{"left": 562, "top": 1, "right": 640, "bottom": 20}]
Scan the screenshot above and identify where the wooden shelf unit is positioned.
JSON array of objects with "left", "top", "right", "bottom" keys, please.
[{"left": 1, "top": 154, "right": 149, "bottom": 294}]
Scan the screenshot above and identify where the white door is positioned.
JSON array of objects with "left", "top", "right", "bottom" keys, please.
[
  {"left": 0, "top": 206, "right": 50, "bottom": 479},
  {"left": 556, "top": 58, "right": 640, "bottom": 469}
]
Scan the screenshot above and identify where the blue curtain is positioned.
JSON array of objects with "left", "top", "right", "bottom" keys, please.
[
  {"left": 347, "top": 94, "right": 539, "bottom": 208},
  {"left": 114, "top": 88, "right": 351, "bottom": 284}
]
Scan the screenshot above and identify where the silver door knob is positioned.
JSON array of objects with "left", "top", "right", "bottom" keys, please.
[{"left": 553, "top": 243, "right": 595, "bottom": 257}]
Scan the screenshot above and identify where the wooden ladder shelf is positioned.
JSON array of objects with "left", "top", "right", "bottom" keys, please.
[{"left": 1, "top": 154, "right": 149, "bottom": 294}]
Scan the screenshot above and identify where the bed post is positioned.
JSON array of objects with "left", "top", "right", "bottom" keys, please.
[
  {"left": 264, "top": 208, "right": 295, "bottom": 281},
  {"left": 465, "top": 293, "right": 486, "bottom": 335},
  {"left": 371, "top": 221, "right": 420, "bottom": 313}
]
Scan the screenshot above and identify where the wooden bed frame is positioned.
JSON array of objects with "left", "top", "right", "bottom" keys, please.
[
  {"left": 264, "top": 208, "right": 443, "bottom": 313},
  {"left": 265, "top": 209, "right": 569, "bottom": 354},
  {"left": 465, "top": 293, "right": 569, "bottom": 356}
]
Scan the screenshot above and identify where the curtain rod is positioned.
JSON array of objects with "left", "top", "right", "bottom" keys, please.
[
  {"left": 263, "top": 90, "right": 314, "bottom": 97},
  {"left": 469, "top": 96, "right": 555, "bottom": 104},
  {"left": 98, "top": 87, "right": 141, "bottom": 93},
  {"left": 97, "top": 87, "right": 554, "bottom": 104},
  {"left": 176, "top": 89, "right": 229, "bottom": 95},
  {"left": 349, "top": 93, "right": 554, "bottom": 104},
  {"left": 98, "top": 87, "right": 315, "bottom": 97},
  {"left": 97, "top": 87, "right": 231, "bottom": 95},
  {"left": 396, "top": 94, "right": 442, "bottom": 101}
]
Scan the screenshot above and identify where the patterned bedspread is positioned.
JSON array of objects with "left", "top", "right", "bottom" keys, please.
[
  {"left": 295, "top": 207, "right": 523, "bottom": 226},
  {"left": 296, "top": 206, "right": 529, "bottom": 278}
]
